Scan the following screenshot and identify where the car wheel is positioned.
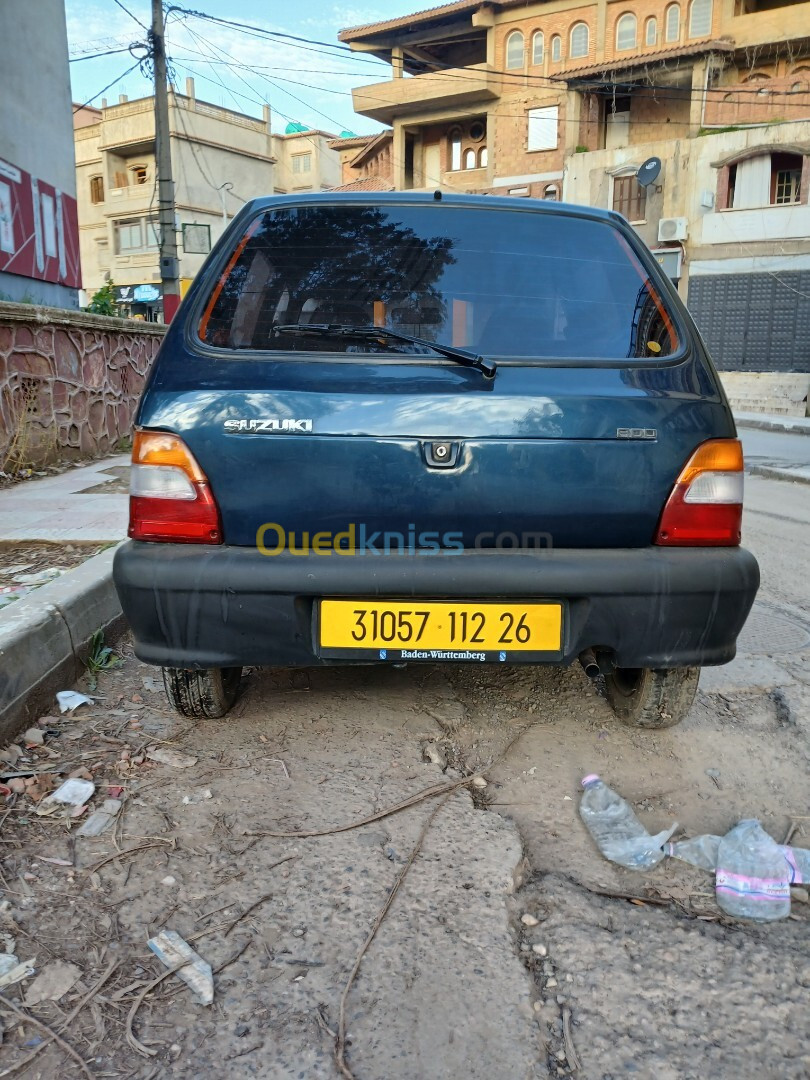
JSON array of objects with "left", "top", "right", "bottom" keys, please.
[
  {"left": 604, "top": 666, "right": 699, "bottom": 729},
  {"left": 162, "top": 666, "right": 243, "bottom": 718}
]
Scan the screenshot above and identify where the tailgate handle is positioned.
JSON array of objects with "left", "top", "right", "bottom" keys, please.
[{"left": 424, "top": 441, "right": 461, "bottom": 469}]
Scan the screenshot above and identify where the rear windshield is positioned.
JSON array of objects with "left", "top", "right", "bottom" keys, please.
[{"left": 199, "top": 203, "right": 678, "bottom": 360}]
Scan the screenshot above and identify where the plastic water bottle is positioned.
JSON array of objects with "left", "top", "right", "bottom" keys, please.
[
  {"left": 715, "top": 820, "right": 791, "bottom": 922},
  {"left": 579, "top": 775, "right": 677, "bottom": 870}
]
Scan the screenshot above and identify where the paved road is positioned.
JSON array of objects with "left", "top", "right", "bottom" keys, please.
[{"left": 0, "top": 473, "right": 808, "bottom": 1078}]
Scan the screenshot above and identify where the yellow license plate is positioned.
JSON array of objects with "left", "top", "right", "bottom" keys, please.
[{"left": 319, "top": 600, "right": 562, "bottom": 659}]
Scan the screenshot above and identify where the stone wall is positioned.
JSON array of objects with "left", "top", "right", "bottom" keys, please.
[{"left": 0, "top": 301, "right": 165, "bottom": 469}]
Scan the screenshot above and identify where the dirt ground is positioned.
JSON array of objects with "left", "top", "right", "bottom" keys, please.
[{"left": 0, "top": 475, "right": 808, "bottom": 1078}]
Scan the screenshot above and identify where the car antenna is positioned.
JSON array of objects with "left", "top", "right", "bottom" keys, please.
[{"left": 433, "top": 189, "right": 442, "bottom": 200}]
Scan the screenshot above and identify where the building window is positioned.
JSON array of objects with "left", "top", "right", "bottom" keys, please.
[
  {"left": 114, "top": 217, "right": 159, "bottom": 254},
  {"left": 89, "top": 176, "right": 104, "bottom": 204},
  {"left": 449, "top": 126, "right": 462, "bottom": 170},
  {"left": 616, "top": 13, "right": 637, "bottom": 50},
  {"left": 645, "top": 17, "right": 658, "bottom": 45},
  {"left": 724, "top": 153, "right": 803, "bottom": 209},
  {"left": 506, "top": 30, "right": 524, "bottom": 69},
  {"left": 688, "top": 0, "right": 712, "bottom": 37},
  {"left": 292, "top": 153, "right": 312, "bottom": 174},
  {"left": 665, "top": 4, "right": 680, "bottom": 41},
  {"left": 771, "top": 153, "right": 802, "bottom": 204},
  {"left": 532, "top": 31, "right": 544, "bottom": 65},
  {"left": 130, "top": 165, "right": 148, "bottom": 185},
  {"left": 528, "top": 106, "right": 559, "bottom": 151},
  {"left": 463, "top": 148, "right": 477, "bottom": 169},
  {"left": 469, "top": 120, "right": 486, "bottom": 142},
  {"left": 543, "top": 184, "right": 559, "bottom": 201},
  {"left": 612, "top": 175, "right": 646, "bottom": 221},
  {"left": 479, "top": 146, "right": 488, "bottom": 167},
  {"left": 551, "top": 35, "right": 562, "bottom": 62},
  {"left": 570, "top": 23, "right": 589, "bottom": 59}
]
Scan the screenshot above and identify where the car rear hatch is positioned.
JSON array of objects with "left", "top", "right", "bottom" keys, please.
[{"left": 138, "top": 196, "right": 733, "bottom": 551}]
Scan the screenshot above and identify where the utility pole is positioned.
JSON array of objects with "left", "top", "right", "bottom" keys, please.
[{"left": 151, "top": 0, "right": 180, "bottom": 322}]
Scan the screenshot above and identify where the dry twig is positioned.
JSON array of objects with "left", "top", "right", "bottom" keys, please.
[
  {"left": 0, "top": 993, "right": 95, "bottom": 1079},
  {"left": 87, "top": 839, "right": 174, "bottom": 874},
  {"left": 0, "top": 960, "right": 119, "bottom": 1078},
  {"left": 562, "top": 1005, "right": 581, "bottom": 1072},
  {"left": 248, "top": 776, "right": 475, "bottom": 840},
  {"left": 126, "top": 960, "right": 188, "bottom": 1057},
  {"left": 223, "top": 857, "right": 297, "bottom": 936},
  {"left": 335, "top": 792, "right": 452, "bottom": 1080}
]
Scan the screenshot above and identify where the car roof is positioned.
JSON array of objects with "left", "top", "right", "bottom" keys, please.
[{"left": 242, "top": 190, "right": 621, "bottom": 226}]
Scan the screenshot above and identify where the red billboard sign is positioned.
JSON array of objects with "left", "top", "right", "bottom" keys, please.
[{"left": 0, "top": 156, "right": 81, "bottom": 290}]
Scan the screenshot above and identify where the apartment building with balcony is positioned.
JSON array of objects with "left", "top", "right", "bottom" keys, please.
[
  {"left": 74, "top": 82, "right": 340, "bottom": 319},
  {"left": 340, "top": 0, "right": 810, "bottom": 387}
]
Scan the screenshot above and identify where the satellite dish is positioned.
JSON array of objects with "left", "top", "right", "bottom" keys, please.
[{"left": 637, "top": 157, "right": 662, "bottom": 187}]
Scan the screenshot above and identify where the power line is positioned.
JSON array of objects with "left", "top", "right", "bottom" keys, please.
[
  {"left": 70, "top": 47, "right": 135, "bottom": 63},
  {"left": 168, "top": 3, "right": 810, "bottom": 106},
  {"left": 111, "top": 0, "right": 148, "bottom": 32},
  {"left": 72, "top": 58, "right": 144, "bottom": 112}
]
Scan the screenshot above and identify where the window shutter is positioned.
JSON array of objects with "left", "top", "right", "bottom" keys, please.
[{"left": 527, "top": 106, "right": 559, "bottom": 152}]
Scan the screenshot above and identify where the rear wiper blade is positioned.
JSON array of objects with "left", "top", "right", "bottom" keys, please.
[{"left": 274, "top": 323, "right": 497, "bottom": 379}]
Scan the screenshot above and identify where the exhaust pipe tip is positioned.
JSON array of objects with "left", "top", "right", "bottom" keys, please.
[{"left": 579, "top": 648, "right": 600, "bottom": 680}]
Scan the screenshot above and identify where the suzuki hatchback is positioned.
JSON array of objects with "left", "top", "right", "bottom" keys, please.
[{"left": 113, "top": 193, "right": 759, "bottom": 727}]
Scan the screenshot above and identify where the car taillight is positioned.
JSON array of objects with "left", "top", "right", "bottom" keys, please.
[
  {"left": 128, "top": 430, "right": 222, "bottom": 544},
  {"left": 655, "top": 438, "right": 743, "bottom": 547}
]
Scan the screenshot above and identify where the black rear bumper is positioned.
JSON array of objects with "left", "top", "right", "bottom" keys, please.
[{"left": 113, "top": 542, "right": 759, "bottom": 671}]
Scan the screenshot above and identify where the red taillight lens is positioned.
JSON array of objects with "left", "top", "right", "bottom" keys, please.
[
  {"left": 128, "top": 430, "right": 222, "bottom": 544},
  {"left": 655, "top": 439, "right": 744, "bottom": 547}
]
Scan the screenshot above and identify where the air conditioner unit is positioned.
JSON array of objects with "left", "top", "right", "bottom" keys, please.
[{"left": 658, "top": 217, "right": 688, "bottom": 242}]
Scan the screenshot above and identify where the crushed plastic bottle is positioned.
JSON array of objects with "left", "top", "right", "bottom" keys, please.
[
  {"left": 715, "top": 820, "right": 791, "bottom": 922},
  {"left": 667, "top": 834, "right": 722, "bottom": 872},
  {"left": 579, "top": 775, "right": 677, "bottom": 870},
  {"left": 784, "top": 844, "right": 810, "bottom": 884}
]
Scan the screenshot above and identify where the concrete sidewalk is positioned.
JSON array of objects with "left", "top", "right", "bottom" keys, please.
[
  {"left": 0, "top": 454, "right": 129, "bottom": 542},
  {"left": 737, "top": 420, "right": 810, "bottom": 486},
  {"left": 0, "top": 455, "right": 129, "bottom": 736},
  {"left": 735, "top": 411, "right": 810, "bottom": 436}
]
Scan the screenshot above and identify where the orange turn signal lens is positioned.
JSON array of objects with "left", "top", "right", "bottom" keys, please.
[{"left": 132, "top": 430, "right": 207, "bottom": 482}]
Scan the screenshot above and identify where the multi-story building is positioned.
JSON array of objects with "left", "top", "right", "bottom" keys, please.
[
  {"left": 340, "top": 0, "right": 810, "bottom": 393},
  {"left": 329, "top": 131, "right": 395, "bottom": 189},
  {"left": 1, "top": 0, "right": 80, "bottom": 308},
  {"left": 74, "top": 82, "right": 340, "bottom": 320}
]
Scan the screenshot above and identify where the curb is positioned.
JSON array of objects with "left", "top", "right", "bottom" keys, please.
[
  {"left": 747, "top": 465, "right": 810, "bottom": 486},
  {"left": 0, "top": 545, "right": 124, "bottom": 743},
  {"left": 736, "top": 417, "right": 810, "bottom": 437}
]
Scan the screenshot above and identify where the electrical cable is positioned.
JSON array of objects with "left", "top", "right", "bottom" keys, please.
[
  {"left": 72, "top": 58, "right": 144, "bottom": 112},
  {"left": 111, "top": 0, "right": 149, "bottom": 32}
]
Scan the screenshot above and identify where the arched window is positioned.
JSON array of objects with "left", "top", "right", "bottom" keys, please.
[
  {"left": 616, "top": 13, "right": 637, "bottom": 50},
  {"left": 543, "top": 184, "right": 559, "bottom": 201},
  {"left": 570, "top": 23, "right": 589, "bottom": 59},
  {"left": 665, "top": 4, "right": 680, "bottom": 42},
  {"left": 551, "top": 35, "right": 562, "bottom": 62},
  {"left": 645, "top": 17, "right": 657, "bottom": 45},
  {"left": 464, "top": 148, "right": 476, "bottom": 170},
  {"left": 506, "top": 30, "right": 524, "bottom": 70},
  {"left": 479, "top": 146, "right": 488, "bottom": 168},
  {"left": 688, "top": 0, "right": 711, "bottom": 37},
  {"left": 532, "top": 30, "right": 544, "bottom": 65}
]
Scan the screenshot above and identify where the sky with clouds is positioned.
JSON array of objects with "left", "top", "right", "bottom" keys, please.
[{"left": 66, "top": 1, "right": 409, "bottom": 136}]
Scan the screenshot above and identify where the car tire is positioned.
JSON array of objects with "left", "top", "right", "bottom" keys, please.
[
  {"left": 604, "top": 666, "right": 699, "bottom": 729},
  {"left": 162, "top": 666, "right": 243, "bottom": 718}
]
